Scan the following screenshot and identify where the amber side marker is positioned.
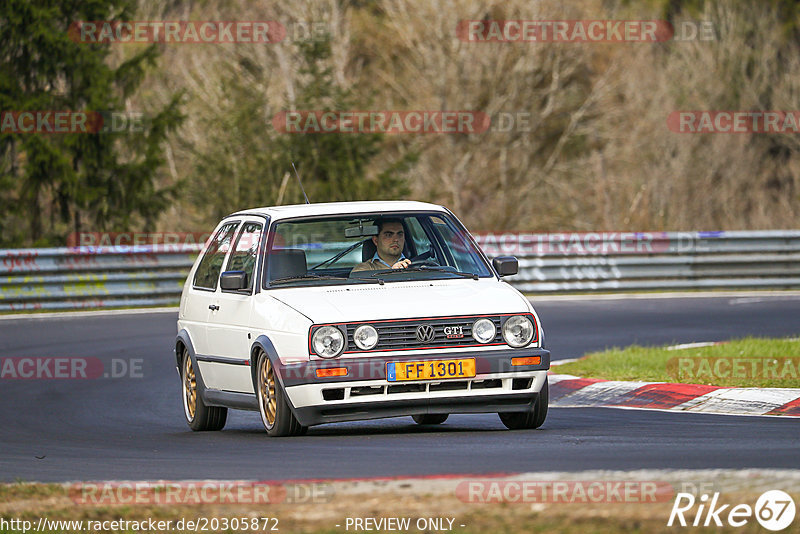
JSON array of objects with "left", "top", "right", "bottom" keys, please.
[
  {"left": 511, "top": 356, "right": 541, "bottom": 366},
  {"left": 315, "top": 367, "right": 348, "bottom": 378}
]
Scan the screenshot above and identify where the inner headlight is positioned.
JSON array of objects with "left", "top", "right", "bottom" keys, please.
[
  {"left": 312, "top": 326, "right": 345, "bottom": 358},
  {"left": 502, "top": 315, "right": 534, "bottom": 348},
  {"left": 353, "top": 324, "right": 379, "bottom": 350},
  {"left": 472, "top": 318, "right": 496, "bottom": 344}
]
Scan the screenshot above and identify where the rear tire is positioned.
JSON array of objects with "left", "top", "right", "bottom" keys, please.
[
  {"left": 499, "top": 377, "right": 548, "bottom": 430},
  {"left": 412, "top": 414, "right": 449, "bottom": 425},
  {"left": 181, "top": 347, "right": 227, "bottom": 431},
  {"left": 256, "top": 351, "right": 306, "bottom": 437}
]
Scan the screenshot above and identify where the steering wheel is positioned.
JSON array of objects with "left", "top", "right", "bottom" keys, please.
[
  {"left": 408, "top": 248, "right": 438, "bottom": 268},
  {"left": 409, "top": 258, "right": 438, "bottom": 268}
]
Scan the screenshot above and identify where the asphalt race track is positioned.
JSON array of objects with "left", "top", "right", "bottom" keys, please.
[{"left": 1, "top": 294, "right": 799, "bottom": 482}]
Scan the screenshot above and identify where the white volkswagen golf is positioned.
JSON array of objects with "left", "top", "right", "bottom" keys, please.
[{"left": 176, "top": 201, "right": 550, "bottom": 436}]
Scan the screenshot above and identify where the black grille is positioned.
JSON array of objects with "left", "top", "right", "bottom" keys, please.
[{"left": 345, "top": 316, "right": 503, "bottom": 353}]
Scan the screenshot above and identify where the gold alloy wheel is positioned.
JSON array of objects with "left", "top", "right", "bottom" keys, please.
[
  {"left": 183, "top": 351, "right": 197, "bottom": 421},
  {"left": 259, "top": 355, "right": 277, "bottom": 428}
]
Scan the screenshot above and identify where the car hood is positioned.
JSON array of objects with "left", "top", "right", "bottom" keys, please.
[{"left": 269, "top": 279, "right": 529, "bottom": 324}]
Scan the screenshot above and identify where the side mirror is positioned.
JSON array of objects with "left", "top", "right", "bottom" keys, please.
[
  {"left": 220, "top": 270, "right": 248, "bottom": 290},
  {"left": 492, "top": 256, "right": 518, "bottom": 277}
]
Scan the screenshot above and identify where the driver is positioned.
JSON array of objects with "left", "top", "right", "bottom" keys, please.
[{"left": 351, "top": 218, "right": 412, "bottom": 272}]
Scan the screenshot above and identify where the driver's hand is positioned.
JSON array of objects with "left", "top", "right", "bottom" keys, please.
[{"left": 392, "top": 259, "right": 411, "bottom": 269}]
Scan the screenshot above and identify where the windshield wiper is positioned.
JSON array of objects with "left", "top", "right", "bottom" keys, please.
[
  {"left": 368, "top": 266, "right": 479, "bottom": 280},
  {"left": 411, "top": 266, "right": 480, "bottom": 280},
  {"left": 309, "top": 240, "right": 363, "bottom": 270},
  {"left": 271, "top": 273, "right": 383, "bottom": 286},
  {"left": 270, "top": 274, "right": 350, "bottom": 285}
]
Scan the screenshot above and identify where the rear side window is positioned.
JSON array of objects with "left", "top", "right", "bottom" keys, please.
[
  {"left": 224, "top": 222, "right": 263, "bottom": 291},
  {"left": 193, "top": 222, "right": 239, "bottom": 290}
]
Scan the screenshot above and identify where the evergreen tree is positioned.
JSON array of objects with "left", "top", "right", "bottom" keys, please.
[
  {"left": 285, "top": 38, "right": 414, "bottom": 204},
  {"left": 192, "top": 35, "right": 415, "bottom": 220},
  {"left": 0, "top": 0, "right": 183, "bottom": 246}
]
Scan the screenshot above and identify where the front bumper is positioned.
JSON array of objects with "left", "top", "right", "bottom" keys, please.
[{"left": 275, "top": 347, "right": 549, "bottom": 426}]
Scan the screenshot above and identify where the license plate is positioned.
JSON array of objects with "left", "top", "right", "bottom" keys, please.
[{"left": 386, "top": 358, "right": 476, "bottom": 382}]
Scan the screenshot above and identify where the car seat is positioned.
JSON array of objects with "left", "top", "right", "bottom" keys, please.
[{"left": 268, "top": 249, "right": 307, "bottom": 280}]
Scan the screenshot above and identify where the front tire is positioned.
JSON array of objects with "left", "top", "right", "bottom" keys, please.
[
  {"left": 412, "top": 414, "right": 449, "bottom": 425},
  {"left": 256, "top": 351, "right": 306, "bottom": 437},
  {"left": 499, "top": 377, "right": 548, "bottom": 430},
  {"left": 181, "top": 348, "right": 227, "bottom": 431}
]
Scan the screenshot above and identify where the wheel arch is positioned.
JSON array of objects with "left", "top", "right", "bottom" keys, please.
[
  {"left": 175, "top": 330, "right": 207, "bottom": 390},
  {"left": 250, "top": 335, "right": 284, "bottom": 390},
  {"left": 250, "top": 334, "right": 305, "bottom": 420}
]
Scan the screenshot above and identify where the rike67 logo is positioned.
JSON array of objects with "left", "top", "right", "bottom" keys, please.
[{"left": 668, "top": 490, "right": 796, "bottom": 531}]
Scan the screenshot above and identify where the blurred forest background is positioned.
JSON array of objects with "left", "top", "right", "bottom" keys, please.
[{"left": 2, "top": 0, "right": 800, "bottom": 247}]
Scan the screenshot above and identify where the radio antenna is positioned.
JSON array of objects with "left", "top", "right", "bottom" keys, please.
[{"left": 291, "top": 162, "right": 310, "bottom": 204}]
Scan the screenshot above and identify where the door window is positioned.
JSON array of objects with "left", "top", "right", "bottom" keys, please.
[
  {"left": 223, "top": 222, "right": 263, "bottom": 291},
  {"left": 192, "top": 222, "right": 239, "bottom": 290}
]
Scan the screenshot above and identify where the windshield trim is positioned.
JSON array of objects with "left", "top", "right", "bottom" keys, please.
[{"left": 262, "top": 210, "right": 495, "bottom": 290}]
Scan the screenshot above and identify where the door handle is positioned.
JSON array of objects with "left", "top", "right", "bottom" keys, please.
[{"left": 208, "top": 304, "right": 219, "bottom": 311}]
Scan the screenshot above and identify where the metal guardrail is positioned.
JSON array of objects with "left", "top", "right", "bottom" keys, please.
[
  {"left": 0, "top": 245, "right": 199, "bottom": 311},
  {"left": 1, "top": 231, "right": 799, "bottom": 311},
  {"left": 474, "top": 230, "right": 800, "bottom": 293}
]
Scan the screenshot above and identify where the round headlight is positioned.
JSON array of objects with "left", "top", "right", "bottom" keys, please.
[
  {"left": 353, "top": 324, "right": 379, "bottom": 350},
  {"left": 502, "top": 315, "right": 534, "bottom": 348},
  {"left": 312, "top": 326, "right": 345, "bottom": 358},
  {"left": 472, "top": 318, "right": 496, "bottom": 344}
]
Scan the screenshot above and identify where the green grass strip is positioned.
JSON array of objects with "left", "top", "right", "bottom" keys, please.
[{"left": 554, "top": 337, "right": 800, "bottom": 388}]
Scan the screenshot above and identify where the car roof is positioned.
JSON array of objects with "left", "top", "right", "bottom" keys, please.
[{"left": 227, "top": 200, "right": 448, "bottom": 221}]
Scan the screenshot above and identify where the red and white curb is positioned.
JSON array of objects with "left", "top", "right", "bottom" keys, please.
[{"left": 548, "top": 374, "right": 800, "bottom": 416}]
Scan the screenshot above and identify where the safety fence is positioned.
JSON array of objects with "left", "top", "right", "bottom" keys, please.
[
  {"left": 473, "top": 230, "right": 800, "bottom": 293},
  {"left": 0, "top": 245, "right": 199, "bottom": 312},
  {"left": 1, "top": 231, "right": 799, "bottom": 311}
]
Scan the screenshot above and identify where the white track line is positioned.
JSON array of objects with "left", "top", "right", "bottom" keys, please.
[
  {"left": 550, "top": 358, "right": 581, "bottom": 365},
  {"left": 527, "top": 290, "right": 800, "bottom": 302},
  {"left": 0, "top": 307, "right": 179, "bottom": 321},
  {"left": 665, "top": 342, "right": 721, "bottom": 351},
  {"left": 3, "top": 290, "right": 799, "bottom": 319}
]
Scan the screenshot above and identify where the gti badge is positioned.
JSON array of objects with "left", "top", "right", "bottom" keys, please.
[{"left": 443, "top": 325, "right": 464, "bottom": 339}]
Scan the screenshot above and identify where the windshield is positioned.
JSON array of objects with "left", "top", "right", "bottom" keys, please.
[{"left": 264, "top": 211, "right": 493, "bottom": 287}]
